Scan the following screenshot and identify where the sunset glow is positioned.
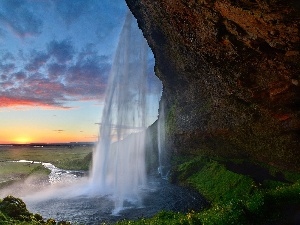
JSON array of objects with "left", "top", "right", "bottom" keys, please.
[
  {"left": 13, "top": 137, "right": 32, "bottom": 144},
  {"left": 0, "top": 1, "right": 160, "bottom": 145},
  {"left": 0, "top": 103, "right": 101, "bottom": 144},
  {"left": 0, "top": 0, "right": 128, "bottom": 144}
]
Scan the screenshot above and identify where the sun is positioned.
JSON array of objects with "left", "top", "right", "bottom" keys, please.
[{"left": 14, "top": 137, "right": 32, "bottom": 144}]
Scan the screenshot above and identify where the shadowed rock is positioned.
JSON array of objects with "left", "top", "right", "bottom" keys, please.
[{"left": 125, "top": 0, "right": 300, "bottom": 171}]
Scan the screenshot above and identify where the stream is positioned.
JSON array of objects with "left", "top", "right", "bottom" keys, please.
[{"left": 10, "top": 160, "right": 86, "bottom": 184}]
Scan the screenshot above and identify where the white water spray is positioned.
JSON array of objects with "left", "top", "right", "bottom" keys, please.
[
  {"left": 157, "top": 101, "right": 169, "bottom": 179},
  {"left": 89, "top": 11, "right": 151, "bottom": 212}
]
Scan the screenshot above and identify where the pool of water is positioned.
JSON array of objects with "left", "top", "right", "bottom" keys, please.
[
  {"left": 25, "top": 177, "right": 207, "bottom": 224},
  {"left": 5, "top": 160, "right": 207, "bottom": 224}
]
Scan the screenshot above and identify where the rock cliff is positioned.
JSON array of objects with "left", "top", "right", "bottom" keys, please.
[{"left": 125, "top": 0, "right": 300, "bottom": 170}]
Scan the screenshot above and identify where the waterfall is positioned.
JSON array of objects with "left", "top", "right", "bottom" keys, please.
[
  {"left": 157, "top": 101, "right": 169, "bottom": 179},
  {"left": 88, "top": 11, "right": 152, "bottom": 212}
]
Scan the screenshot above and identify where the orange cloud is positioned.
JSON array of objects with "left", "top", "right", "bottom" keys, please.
[{"left": 0, "top": 96, "right": 70, "bottom": 109}]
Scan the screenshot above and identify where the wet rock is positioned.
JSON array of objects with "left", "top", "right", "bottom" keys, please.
[{"left": 126, "top": 0, "right": 300, "bottom": 171}]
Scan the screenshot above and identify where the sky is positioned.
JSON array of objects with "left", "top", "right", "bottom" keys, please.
[{"left": 0, "top": 0, "right": 161, "bottom": 144}]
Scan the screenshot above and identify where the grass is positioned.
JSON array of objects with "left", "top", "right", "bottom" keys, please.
[
  {"left": 113, "top": 156, "right": 300, "bottom": 225},
  {"left": 1, "top": 145, "right": 299, "bottom": 224},
  {"left": 0, "top": 146, "right": 92, "bottom": 224},
  {"left": 0, "top": 145, "right": 93, "bottom": 170},
  {"left": 185, "top": 161, "right": 255, "bottom": 203},
  {"left": 0, "top": 162, "right": 50, "bottom": 189},
  {"left": 0, "top": 145, "right": 92, "bottom": 191},
  {"left": 54, "top": 151, "right": 92, "bottom": 170}
]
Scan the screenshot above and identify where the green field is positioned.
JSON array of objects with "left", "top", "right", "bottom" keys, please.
[
  {"left": 0, "top": 145, "right": 93, "bottom": 190},
  {"left": 0, "top": 162, "right": 49, "bottom": 189},
  {"left": 0, "top": 145, "right": 93, "bottom": 169}
]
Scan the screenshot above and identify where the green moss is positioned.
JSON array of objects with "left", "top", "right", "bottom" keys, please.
[
  {"left": 199, "top": 201, "right": 248, "bottom": 225},
  {"left": 116, "top": 156, "right": 300, "bottom": 225},
  {"left": 188, "top": 162, "right": 255, "bottom": 204},
  {"left": 115, "top": 210, "right": 202, "bottom": 225},
  {"left": 175, "top": 156, "right": 209, "bottom": 181},
  {"left": 244, "top": 191, "right": 265, "bottom": 217},
  {"left": 174, "top": 157, "right": 255, "bottom": 204},
  {"left": 267, "top": 180, "right": 300, "bottom": 205},
  {"left": 278, "top": 170, "right": 300, "bottom": 183},
  {"left": 262, "top": 180, "right": 287, "bottom": 189}
]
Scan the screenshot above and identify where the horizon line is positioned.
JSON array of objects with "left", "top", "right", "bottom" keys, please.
[{"left": 0, "top": 141, "right": 96, "bottom": 146}]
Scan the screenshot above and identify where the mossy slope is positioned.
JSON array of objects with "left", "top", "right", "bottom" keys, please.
[{"left": 116, "top": 156, "right": 300, "bottom": 225}]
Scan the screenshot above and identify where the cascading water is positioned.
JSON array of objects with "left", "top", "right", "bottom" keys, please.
[
  {"left": 157, "top": 101, "right": 169, "bottom": 179},
  {"left": 89, "top": 11, "right": 152, "bottom": 212},
  {"left": 18, "top": 11, "right": 207, "bottom": 225},
  {"left": 157, "top": 101, "right": 165, "bottom": 178}
]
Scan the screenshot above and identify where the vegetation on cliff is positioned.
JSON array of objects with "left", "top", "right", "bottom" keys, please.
[{"left": 115, "top": 155, "right": 300, "bottom": 225}]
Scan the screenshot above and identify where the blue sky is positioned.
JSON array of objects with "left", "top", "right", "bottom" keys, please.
[{"left": 0, "top": 0, "right": 161, "bottom": 144}]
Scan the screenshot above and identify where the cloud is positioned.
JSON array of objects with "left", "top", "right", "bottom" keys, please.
[
  {"left": 1, "top": 52, "right": 15, "bottom": 61},
  {"left": 13, "top": 71, "right": 27, "bottom": 81},
  {"left": 0, "top": 71, "right": 70, "bottom": 109},
  {"left": 0, "top": 63, "right": 15, "bottom": 74},
  {"left": 59, "top": 44, "right": 110, "bottom": 100},
  {"left": 0, "top": 36, "right": 158, "bottom": 110},
  {"left": 0, "top": 41, "right": 159, "bottom": 109},
  {"left": 0, "top": 0, "right": 43, "bottom": 38},
  {"left": 47, "top": 63, "right": 66, "bottom": 80},
  {"left": 0, "top": 28, "right": 5, "bottom": 37},
  {"left": 0, "top": 0, "right": 142, "bottom": 111},
  {"left": 77, "top": 43, "right": 107, "bottom": 62},
  {"left": 53, "top": 129, "right": 64, "bottom": 132},
  {"left": 52, "top": 0, "right": 93, "bottom": 26},
  {"left": 24, "top": 39, "right": 74, "bottom": 73},
  {"left": 64, "top": 56, "right": 109, "bottom": 99},
  {"left": 47, "top": 39, "right": 75, "bottom": 63},
  {"left": 0, "top": 95, "right": 68, "bottom": 109},
  {"left": 0, "top": 80, "right": 13, "bottom": 89},
  {"left": 25, "top": 51, "right": 50, "bottom": 72},
  {"left": 23, "top": 74, "right": 66, "bottom": 100},
  {"left": 0, "top": 41, "right": 110, "bottom": 109},
  {"left": 1, "top": 74, "right": 7, "bottom": 80}
]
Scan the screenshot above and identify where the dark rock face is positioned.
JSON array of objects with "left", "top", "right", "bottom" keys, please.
[{"left": 126, "top": 0, "right": 300, "bottom": 170}]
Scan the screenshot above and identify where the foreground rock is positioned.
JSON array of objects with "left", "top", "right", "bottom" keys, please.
[{"left": 126, "top": 0, "right": 300, "bottom": 171}]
